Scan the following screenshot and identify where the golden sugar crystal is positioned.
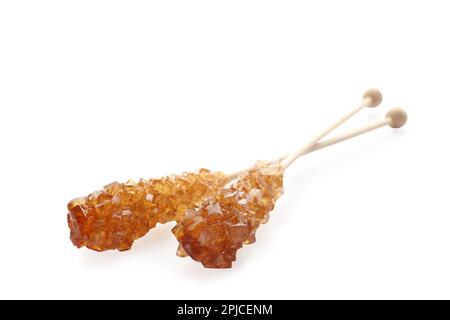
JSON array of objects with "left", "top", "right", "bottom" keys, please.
[
  {"left": 172, "top": 161, "right": 284, "bottom": 268},
  {"left": 67, "top": 170, "right": 228, "bottom": 251}
]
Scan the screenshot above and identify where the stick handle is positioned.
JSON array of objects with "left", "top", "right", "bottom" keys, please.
[
  {"left": 306, "top": 118, "right": 388, "bottom": 154},
  {"left": 229, "top": 108, "right": 407, "bottom": 178},
  {"left": 281, "top": 89, "right": 383, "bottom": 169},
  {"left": 280, "top": 108, "right": 407, "bottom": 160},
  {"left": 281, "top": 99, "right": 368, "bottom": 168}
]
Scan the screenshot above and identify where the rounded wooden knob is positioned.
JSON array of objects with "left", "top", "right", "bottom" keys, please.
[
  {"left": 386, "top": 108, "right": 408, "bottom": 128},
  {"left": 363, "top": 88, "right": 383, "bottom": 108}
]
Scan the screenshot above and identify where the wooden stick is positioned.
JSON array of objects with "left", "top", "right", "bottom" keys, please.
[
  {"left": 230, "top": 108, "right": 407, "bottom": 178},
  {"left": 280, "top": 89, "right": 383, "bottom": 169},
  {"left": 281, "top": 108, "right": 407, "bottom": 163}
]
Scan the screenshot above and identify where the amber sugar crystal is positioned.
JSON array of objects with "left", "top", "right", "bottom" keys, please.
[
  {"left": 172, "top": 161, "right": 284, "bottom": 268},
  {"left": 67, "top": 169, "right": 228, "bottom": 251},
  {"left": 67, "top": 161, "right": 284, "bottom": 269}
]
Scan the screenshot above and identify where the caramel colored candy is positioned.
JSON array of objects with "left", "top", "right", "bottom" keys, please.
[
  {"left": 67, "top": 170, "right": 227, "bottom": 251},
  {"left": 172, "top": 161, "right": 284, "bottom": 268},
  {"left": 67, "top": 161, "right": 283, "bottom": 268}
]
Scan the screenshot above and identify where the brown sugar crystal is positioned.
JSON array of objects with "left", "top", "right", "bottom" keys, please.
[
  {"left": 172, "top": 161, "right": 284, "bottom": 268},
  {"left": 67, "top": 169, "right": 228, "bottom": 251}
]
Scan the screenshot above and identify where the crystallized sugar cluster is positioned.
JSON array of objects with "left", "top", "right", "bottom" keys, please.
[
  {"left": 67, "top": 169, "right": 227, "bottom": 251},
  {"left": 172, "top": 161, "right": 284, "bottom": 268},
  {"left": 67, "top": 161, "right": 284, "bottom": 268}
]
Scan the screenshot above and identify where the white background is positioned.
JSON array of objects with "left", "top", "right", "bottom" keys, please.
[{"left": 0, "top": 1, "right": 449, "bottom": 299}]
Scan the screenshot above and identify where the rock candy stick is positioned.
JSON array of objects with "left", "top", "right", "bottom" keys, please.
[{"left": 172, "top": 99, "right": 408, "bottom": 268}]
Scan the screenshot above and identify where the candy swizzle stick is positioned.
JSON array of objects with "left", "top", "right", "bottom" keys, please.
[
  {"left": 171, "top": 91, "right": 407, "bottom": 269},
  {"left": 67, "top": 89, "right": 407, "bottom": 268}
]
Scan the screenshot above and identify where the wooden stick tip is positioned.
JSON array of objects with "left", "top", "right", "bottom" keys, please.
[
  {"left": 363, "top": 88, "right": 383, "bottom": 108},
  {"left": 386, "top": 108, "right": 408, "bottom": 128}
]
